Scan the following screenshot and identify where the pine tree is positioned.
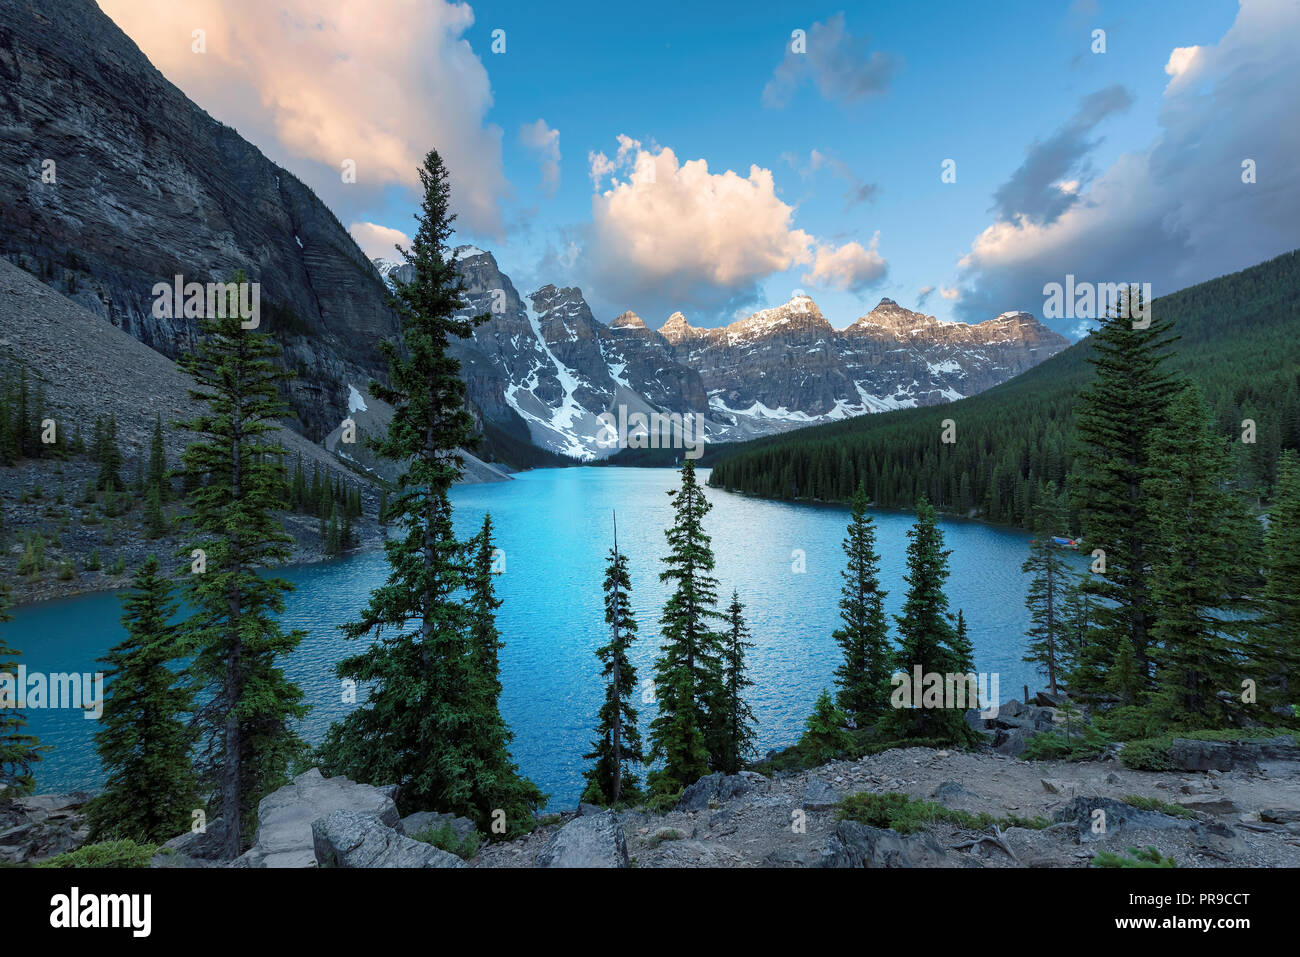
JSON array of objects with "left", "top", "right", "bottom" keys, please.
[
  {"left": 1022, "top": 489, "right": 1072, "bottom": 695},
  {"left": 1147, "top": 385, "right": 1257, "bottom": 728},
  {"left": 882, "top": 497, "right": 972, "bottom": 744},
  {"left": 1070, "top": 287, "right": 1179, "bottom": 700},
  {"left": 799, "top": 689, "right": 851, "bottom": 764},
  {"left": 582, "top": 514, "right": 644, "bottom": 805},
  {"left": 717, "top": 590, "right": 758, "bottom": 774},
  {"left": 832, "top": 481, "right": 891, "bottom": 725},
  {"left": 1105, "top": 637, "right": 1143, "bottom": 704},
  {"left": 148, "top": 412, "right": 168, "bottom": 500},
  {"left": 144, "top": 484, "right": 167, "bottom": 540},
  {"left": 0, "top": 583, "right": 47, "bottom": 795},
  {"left": 1255, "top": 450, "right": 1300, "bottom": 725},
  {"left": 86, "top": 556, "right": 198, "bottom": 843},
  {"left": 648, "top": 459, "right": 726, "bottom": 793},
  {"left": 177, "top": 272, "right": 308, "bottom": 859},
  {"left": 1059, "top": 580, "right": 1093, "bottom": 687},
  {"left": 319, "top": 149, "right": 542, "bottom": 833},
  {"left": 97, "top": 415, "right": 123, "bottom": 493},
  {"left": 951, "top": 608, "right": 975, "bottom": 675}
]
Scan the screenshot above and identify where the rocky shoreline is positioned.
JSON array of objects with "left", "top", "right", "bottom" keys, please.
[{"left": 8, "top": 734, "right": 1297, "bottom": 868}]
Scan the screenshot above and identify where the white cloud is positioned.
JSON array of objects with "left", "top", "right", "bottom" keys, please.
[
  {"left": 939, "top": 286, "right": 961, "bottom": 301},
  {"left": 1164, "top": 45, "right": 1205, "bottom": 86},
  {"left": 99, "top": 0, "right": 509, "bottom": 238},
  {"left": 350, "top": 222, "right": 411, "bottom": 260},
  {"left": 956, "top": 0, "right": 1300, "bottom": 326},
  {"left": 803, "top": 234, "right": 887, "bottom": 291},
  {"left": 586, "top": 140, "right": 819, "bottom": 311}
]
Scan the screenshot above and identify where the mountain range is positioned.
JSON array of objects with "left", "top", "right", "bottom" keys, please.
[
  {"left": 0, "top": 0, "right": 1068, "bottom": 465},
  {"left": 378, "top": 250, "right": 1069, "bottom": 459}
]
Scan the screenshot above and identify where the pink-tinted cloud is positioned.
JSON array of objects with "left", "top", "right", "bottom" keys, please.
[{"left": 99, "top": 0, "right": 509, "bottom": 237}]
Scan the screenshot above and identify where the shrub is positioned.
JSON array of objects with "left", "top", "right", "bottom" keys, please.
[
  {"left": 1123, "top": 794, "right": 1194, "bottom": 819},
  {"left": 1021, "top": 723, "right": 1111, "bottom": 762},
  {"left": 835, "top": 792, "right": 1049, "bottom": 835},
  {"left": 645, "top": 827, "right": 686, "bottom": 849},
  {"left": 17, "top": 533, "right": 45, "bottom": 576},
  {"left": 641, "top": 789, "right": 683, "bottom": 815},
  {"left": 1092, "top": 845, "right": 1177, "bottom": 868},
  {"left": 37, "top": 840, "right": 159, "bottom": 868},
  {"left": 410, "top": 821, "right": 481, "bottom": 861},
  {"left": 1095, "top": 705, "right": 1168, "bottom": 741},
  {"left": 57, "top": 560, "right": 75, "bottom": 581}
]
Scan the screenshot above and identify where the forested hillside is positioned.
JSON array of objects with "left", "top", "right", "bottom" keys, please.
[{"left": 708, "top": 251, "right": 1300, "bottom": 527}]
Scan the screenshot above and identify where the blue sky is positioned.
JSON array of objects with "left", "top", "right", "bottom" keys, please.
[{"left": 103, "top": 0, "right": 1298, "bottom": 336}]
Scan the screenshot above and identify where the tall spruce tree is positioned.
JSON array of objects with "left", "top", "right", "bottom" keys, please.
[
  {"left": 1059, "top": 580, "right": 1093, "bottom": 689},
  {"left": 148, "top": 412, "right": 168, "bottom": 500},
  {"left": 1070, "top": 287, "right": 1179, "bottom": 700},
  {"left": 950, "top": 608, "right": 975, "bottom": 675},
  {"left": 468, "top": 515, "right": 505, "bottom": 701},
  {"left": 97, "top": 415, "right": 123, "bottom": 493},
  {"left": 0, "top": 583, "right": 47, "bottom": 795},
  {"left": 717, "top": 590, "right": 758, "bottom": 775},
  {"left": 319, "top": 149, "right": 542, "bottom": 832},
  {"left": 177, "top": 273, "right": 308, "bottom": 858},
  {"left": 883, "top": 498, "right": 972, "bottom": 744},
  {"left": 582, "top": 514, "right": 644, "bottom": 805},
  {"left": 832, "top": 481, "right": 891, "bottom": 725},
  {"left": 1022, "top": 488, "right": 1072, "bottom": 695},
  {"left": 1147, "top": 385, "right": 1257, "bottom": 728},
  {"left": 1256, "top": 450, "right": 1300, "bottom": 725},
  {"left": 648, "top": 459, "right": 725, "bottom": 793},
  {"left": 87, "top": 556, "right": 198, "bottom": 843}
]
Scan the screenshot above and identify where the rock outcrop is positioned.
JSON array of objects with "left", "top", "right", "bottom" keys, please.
[
  {"left": 819, "top": 820, "right": 956, "bottom": 868},
  {"left": 312, "top": 810, "right": 465, "bottom": 868},
  {"left": 0, "top": 791, "right": 91, "bottom": 864},
  {"left": 232, "top": 769, "right": 399, "bottom": 868},
  {"left": 534, "top": 809, "right": 629, "bottom": 868}
]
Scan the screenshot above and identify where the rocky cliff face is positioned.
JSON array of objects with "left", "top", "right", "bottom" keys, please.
[
  {"left": 0, "top": 0, "right": 399, "bottom": 439},
  {"left": 427, "top": 248, "right": 1069, "bottom": 458}
]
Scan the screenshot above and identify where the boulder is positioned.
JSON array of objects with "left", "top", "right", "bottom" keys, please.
[
  {"left": 819, "top": 820, "right": 954, "bottom": 868},
  {"left": 312, "top": 810, "right": 465, "bottom": 868},
  {"left": 676, "top": 771, "right": 769, "bottom": 812},
  {"left": 1040, "top": 778, "right": 1076, "bottom": 797},
  {"left": 535, "top": 809, "right": 629, "bottom": 868},
  {"left": 930, "top": 781, "right": 983, "bottom": 814},
  {"left": 1259, "top": 807, "right": 1300, "bottom": 824},
  {"left": 1053, "top": 797, "right": 1201, "bottom": 843},
  {"left": 159, "top": 817, "right": 228, "bottom": 861},
  {"left": 0, "top": 792, "right": 93, "bottom": 864},
  {"left": 1168, "top": 736, "right": 1300, "bottom": 773},
  {"left": 398, "top": 811, "right": 478, "bottom": 844},
  {"left": 992, "top": 727, "right": 1032, "bottom": 757},
  {"left": 801, "top": 776, "right": 842, "bottom": 810},
  {"left": 1034, "top": 691, "right": 1072, "bottom": 708},
  {"left": 234, "top": 768, "right": 400, "bottom": 867},
  {"left": 1175, "top": 795, "right": 1238, "bottom": 816}
]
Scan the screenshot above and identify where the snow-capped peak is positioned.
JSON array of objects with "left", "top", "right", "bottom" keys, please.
[{"left": 453, "top": 244, "right": 487, "bottom": 261}]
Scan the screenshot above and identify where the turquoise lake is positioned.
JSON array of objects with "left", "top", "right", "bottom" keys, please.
[{"left": 7, "top": 466, "right": 1053, "bottom": 809}]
